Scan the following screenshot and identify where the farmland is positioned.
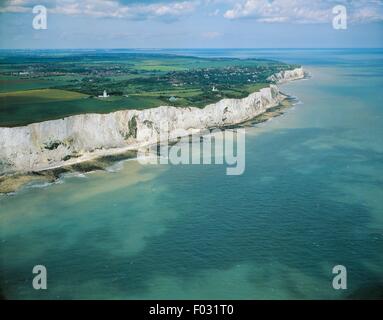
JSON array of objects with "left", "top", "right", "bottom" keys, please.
[{"left": 0, "top": 50, "right": 299, "bottom": 127}]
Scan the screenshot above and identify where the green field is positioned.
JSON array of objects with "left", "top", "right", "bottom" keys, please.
[
  {"left": 0, "top": 77, "right": 56, "bottom": 93},
  {"left": 0, "top": 88, "right": 88, "bottom": 102},
  {"left": 0, "top": 89, "right": 166, "bottom": 127},
  {"left": 0, "top": 51, "right": 298, "bottom": 127}
]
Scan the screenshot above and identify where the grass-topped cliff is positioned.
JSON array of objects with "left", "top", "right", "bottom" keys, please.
[{"left": 0, "top": 50, "right": 299, "bottom": 127}]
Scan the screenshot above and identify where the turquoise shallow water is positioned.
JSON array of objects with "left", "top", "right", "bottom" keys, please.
[{"left": 1, "top": 49, "right": 383, "bottom": 299}]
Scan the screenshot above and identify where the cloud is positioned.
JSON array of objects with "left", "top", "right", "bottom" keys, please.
[
  {"left": 223, "top": 0, "right": 383, "bottom": 24},
  {"left": 352, "top": 5, "right": 383, "bottom": 23},
  {"left": 0, "top": 0, "right": 198, "bottom": 19},
  {"left": 2, "top": 0, "right": 382, "bottom": 24},
  {"left": 0, "top": 0, "right": 34, "bottom": 13}
]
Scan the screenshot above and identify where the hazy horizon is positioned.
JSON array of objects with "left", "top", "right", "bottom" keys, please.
[{"left": 1, "top": 47, "right": 383, "bottom": 50}]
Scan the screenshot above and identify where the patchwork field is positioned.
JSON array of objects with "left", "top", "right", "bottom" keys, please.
[{"left": 0, "top": 50, "right": 298, "bottom": 127}]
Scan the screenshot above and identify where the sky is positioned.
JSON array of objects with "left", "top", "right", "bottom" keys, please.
[{"left": 0, "top": 0, "right": 382, "bottom": 48}]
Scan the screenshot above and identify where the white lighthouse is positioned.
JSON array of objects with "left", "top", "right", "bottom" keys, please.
[{"left": 98, "top": 90, "right": 109, "bottom": 98}]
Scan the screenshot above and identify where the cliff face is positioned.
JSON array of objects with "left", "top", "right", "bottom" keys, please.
[
  {"left": 0, "top": 68, "right": 305, "bottom": 174},
  {"left": 267, "top": 67, "right": 305, "bottom": 84}
]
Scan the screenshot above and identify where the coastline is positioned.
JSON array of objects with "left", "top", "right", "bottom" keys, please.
[{"left": 0, "top": 67, "right": 305, "bottom": 194}]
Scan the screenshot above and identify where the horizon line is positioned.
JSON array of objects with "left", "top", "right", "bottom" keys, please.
[{"left": 0, "top": 47, "right": 383, "bottom": 50}]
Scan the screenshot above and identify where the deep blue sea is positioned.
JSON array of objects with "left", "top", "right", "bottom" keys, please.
[{"left": 1, "top": 49, "right": 382, "bottom": 299}]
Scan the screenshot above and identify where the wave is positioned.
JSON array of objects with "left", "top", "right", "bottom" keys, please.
[
  {"left": 27, "top": 179, "right": 64, "bottom": 190},
  {"left": 59, "top": 172, "right": 87, "bottom": 179},
  {"left": 105, "top": 161, "right": 125, "bottom": 173}
]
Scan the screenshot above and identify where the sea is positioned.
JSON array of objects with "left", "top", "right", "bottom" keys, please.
[{"left": 0, "top": 48, "right": 382, "bottom": 299}]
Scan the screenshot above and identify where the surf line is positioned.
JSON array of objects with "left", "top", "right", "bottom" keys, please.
[{"left": 149, "top": 304, "right": 183, "bottom": 318}]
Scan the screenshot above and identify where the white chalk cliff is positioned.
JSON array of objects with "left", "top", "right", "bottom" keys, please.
[
  {"left": 0, "top": 67, "right": 305, "bottom": 174},
  {"left": 267, "top": 67, "right": 305, "bottom": 84}
]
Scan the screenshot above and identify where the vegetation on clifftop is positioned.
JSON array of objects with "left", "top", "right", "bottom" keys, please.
[{"left": 0, "top": 50, "right": 299, "bottom": 127}]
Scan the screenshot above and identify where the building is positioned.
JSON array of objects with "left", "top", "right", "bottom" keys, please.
[
  {"left": 169, "top": 96, "right": 177, "bottom": 102},
  {"left": 98, "top": 90, "right": 109, "bottom": 98}
]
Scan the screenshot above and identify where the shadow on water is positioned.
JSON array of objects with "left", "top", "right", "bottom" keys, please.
[
  {"left": 347, "top": 273, "right": 383, "bottom": 300},
  {"left": 0, "top": 287, "right": 6, "bottom": 300},
  {"left": 347, "top": 285, "right": 383, "bottom": 300}
]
